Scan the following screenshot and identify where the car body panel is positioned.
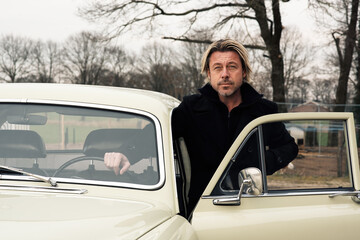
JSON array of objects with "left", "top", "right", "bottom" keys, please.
[
  {"left": 138, "top": 215, "right": 198, "bottom": 240},
  {"left": 193, "top": 194, "right": 360, "bottom": 239},
  {"left": 0, "top": 83, "right": 179, "bottom": 116},
  {"left": 0, "top": 185, "right": 172, "bottom": 239}
]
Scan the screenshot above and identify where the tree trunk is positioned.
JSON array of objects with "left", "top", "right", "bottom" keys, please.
[
  {"left": 330, "top": 0, "right": 359, "bottom": 147},
  {"left": 269, "top": 46, "right": 286, "bottom": 112},
  {"left": 334, "top": 0, "right": 359, "bottom": 112},
  {"left": 354, "top": 18, "right": 360, "bottom": 124},
  {"left": 248, "top": 0, "right": 287, "bottom": 112}
]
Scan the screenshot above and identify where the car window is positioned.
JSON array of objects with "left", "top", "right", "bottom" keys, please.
[
  {"left": 211, "top": 128, "right": 262, "bottom": 196},
  {"left": 214, "top": 118, "right": 353, "bottom": 196},
  {"left": 0, "top": 103, "right": 162, "bottom": 189},
  {"left": 267, "top": 119, "right": 352, "bottom": 191}
]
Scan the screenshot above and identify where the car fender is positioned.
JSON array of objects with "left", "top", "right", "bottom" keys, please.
[{"left": 138, "top": 215, "right": 198, "bottom": 240}]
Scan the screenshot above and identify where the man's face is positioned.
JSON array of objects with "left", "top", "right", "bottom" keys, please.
[{"left": 207, "top": 51, "right": 246, "bottom": 98}]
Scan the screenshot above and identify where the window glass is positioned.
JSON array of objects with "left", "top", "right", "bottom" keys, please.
[
  {"left": 221, "top": 131, "right": 261, "bottom": 191},
  {"left": 214, "top": 118, "right": 352, "bottom": 196},
  {"left": 0, "top": 103, "right": 160, "bottom": 187},
  {"left": 267, "top": 119, "right": 352, "bottom": 191},
  {"left": 212, "top": 128, "right": 261, "bottom": 195}
]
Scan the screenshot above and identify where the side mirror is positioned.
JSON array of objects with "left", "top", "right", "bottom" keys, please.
[
  {"left": 238, "top": 167, "right": 263, "bottom": 196},
  {"left": 213, "top": 167, "right": 263, "bottom": 206}
]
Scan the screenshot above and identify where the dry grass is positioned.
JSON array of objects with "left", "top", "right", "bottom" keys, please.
[{"left": 267, "top": 174, "right": 351, "bottom": 190}]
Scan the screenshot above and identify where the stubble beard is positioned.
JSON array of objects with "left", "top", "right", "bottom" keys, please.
[{"left": 217, "top": 81, "right": 240, "bottom": 98}]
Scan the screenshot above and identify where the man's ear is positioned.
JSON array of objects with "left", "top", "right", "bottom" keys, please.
[
  {"left": 207, "top": 70, "right": 211, "bottom": 81},
  {"left": 243, "top": 71, "right": 246, "bottom": 79}
]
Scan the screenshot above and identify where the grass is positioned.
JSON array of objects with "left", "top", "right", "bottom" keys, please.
[{"left": 267, "top": 173, "right": 351, "bottom": 190}]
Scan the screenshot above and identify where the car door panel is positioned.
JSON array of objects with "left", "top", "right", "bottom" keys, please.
[
  {"left": 193, "top": 195, "right": 360, "bottom": 239},
  {"left": 192, "top": 113, "right": 360, "bottom": 239}
]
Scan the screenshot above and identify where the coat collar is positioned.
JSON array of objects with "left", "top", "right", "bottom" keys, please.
[{"left": 193, "top": 83, "right": 267, "bottom": 153}]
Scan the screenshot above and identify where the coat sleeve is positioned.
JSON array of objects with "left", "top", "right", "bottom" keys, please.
[
  {"left": 171, "top": 95, "right": 196, "bottom": 140},
  {"left": 171, "top": 104, "right": 187, "bottom": 140},
  {"left": 264, "top": 121, "right": 299, "bottom": 175},
  {"left": 259, "top": 100, "right": 299, "bottom": 175},
  {"left": 119, "top": 124, "right": 157, "bottom": 164}
]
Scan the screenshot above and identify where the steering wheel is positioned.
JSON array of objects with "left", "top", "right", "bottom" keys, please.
[{"left": 52, "top": 156, "right": 136, "bottom": 181}]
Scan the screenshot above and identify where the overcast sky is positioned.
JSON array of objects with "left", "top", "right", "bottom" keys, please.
[
  {"left": 0, "top": 0, "right": 319, "bottom": 46},
  {"left": 0, "top": 0, "right": 94, "bottom": 41}
]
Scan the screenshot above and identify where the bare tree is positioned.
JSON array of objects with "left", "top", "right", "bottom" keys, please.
[
  {"left": 290, "top": 77, "right": 311, "bottom": 103},
  {"left": 177, "top": 30, "right": 211, "bottom": 98},
  {"left": 251, "top": 26, "right": 313, "bottom": 106},
  {"left": 80, "top": 0, "right": 293, "bottom": 110},
  {"left": 281, "top": 28, "right": 313, "bottom": 102},
  {"left": 102, "top": 46, "right": 133, "bottom": 87},
  {"left": 62, "top": 32, "right": 109, "bottom": 85},
  {"left": 310, "top": 0, "right": 359, "bottom": 112},
  {"left": 131, "top": 42, "right": 182, "bottom": 96},
  {"left": 0, "top": 35, "right": 33, "bottom": 82},
  {"left": 31, "top": 40, "right": 61, "bottom": 83},
  {"left": 354, "top": 18, "right": 360, "bottom": 123},
  {"left": 312, "top": 78, "right": 337, "bottom": 104}
]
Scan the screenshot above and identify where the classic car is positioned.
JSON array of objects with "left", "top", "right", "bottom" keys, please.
[{"left": 0, "top": 83, "right": 359, "bottom": 240}]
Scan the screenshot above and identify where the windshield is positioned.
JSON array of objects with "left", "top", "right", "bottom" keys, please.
[{"left": 0, "top": 103, "right": 161, "bottom": 189}]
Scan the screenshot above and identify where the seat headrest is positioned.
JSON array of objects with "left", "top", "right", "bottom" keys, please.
[
  {"left": 83, "top": 129, "right": 142, "bottom": 158},
  {"left": 0, "top": 130, "right": 46, "bottom": 158}
]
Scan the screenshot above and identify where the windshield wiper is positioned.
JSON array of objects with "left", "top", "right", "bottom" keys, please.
[{"left": 0, "top": 165, "right": 57, "bottom": 187}]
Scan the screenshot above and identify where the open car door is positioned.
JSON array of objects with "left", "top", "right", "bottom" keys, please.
[{"left": 192, "top": 112, "right": 360, "bottom": 240}]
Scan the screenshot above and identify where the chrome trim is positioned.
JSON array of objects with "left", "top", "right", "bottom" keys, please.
[
  {"left": 52, "top": 177, "right": 161, "bottom": 190},
  {"left": 257, "top": 125, "right": 268, "bottom": 193},
  {"left": 343, "top": 121, "right": 356, "bottom": 188},
  {"left": 0, "top": 175, "right": 163, "bottom": 190},
  {"left": 204, "top": 189, "right": 357, "bottom": 199},
  {"left": 329, "top": 191, "right": 360, "bottom": 198},
  {"left": 0, "top": 99, "right": 166, "bottom": 190},
  {"left": 0, "top": 184, "right": 87, "bottom": 194},
  {"left": 213, "top": 179, "right": 252, "bottom": 206}
]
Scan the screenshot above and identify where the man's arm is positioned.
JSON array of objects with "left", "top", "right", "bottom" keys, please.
[
  {"left": 264, "top": 121, "right": 299, "bottom": 175},
  {"left": 104, "top": 124, "right": 156, "bottom": 175}
]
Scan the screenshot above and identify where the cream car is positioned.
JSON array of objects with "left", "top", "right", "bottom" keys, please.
[{"left": 0, "top": 83, "right": 359, "bottom": 240}]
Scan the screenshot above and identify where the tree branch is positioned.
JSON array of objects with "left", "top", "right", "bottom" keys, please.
[
  {"left": 162, "top": 36, "right": 266, "bottom": 50},
  {"left": 131, "top": 1, "right": 249, "bottom": 16},
  {"left": 215, "top": 13, "right": 257, "bottom": 28},
  {"left": 82, "top": 1, "right": 250, "bottom": 36}
]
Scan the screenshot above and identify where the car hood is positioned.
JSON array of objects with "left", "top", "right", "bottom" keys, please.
[{"left": 0, "top": 191, "right": 173, "bottom": 240}]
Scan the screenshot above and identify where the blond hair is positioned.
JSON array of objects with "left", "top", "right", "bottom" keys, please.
[{"left": 201, "top": 39, "right": 252, "bottom": 83}]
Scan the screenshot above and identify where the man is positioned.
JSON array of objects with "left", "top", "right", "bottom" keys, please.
[
  {"left": 105, "top": 39, "right": 298, "bottom": 212},
  {"left": 171, "top": 39, "right": 298, "bottom": 211}
]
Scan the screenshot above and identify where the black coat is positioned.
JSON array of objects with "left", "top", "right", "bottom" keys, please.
[{"left": 172, "top": 83, "right": 298, "bottom": 209}]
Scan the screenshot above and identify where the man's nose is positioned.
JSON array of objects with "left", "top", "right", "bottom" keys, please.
[{"left": 221, "top": 67, "right": 230, "bottom": 78}]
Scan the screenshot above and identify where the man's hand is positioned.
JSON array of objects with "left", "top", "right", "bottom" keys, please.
[{"left": 104, "top": 152, "right": 131, "bottom": 175}]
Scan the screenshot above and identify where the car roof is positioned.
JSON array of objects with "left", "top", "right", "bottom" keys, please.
[{"left": 0, "top": 83, "right": 180, "bottom": 117}]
